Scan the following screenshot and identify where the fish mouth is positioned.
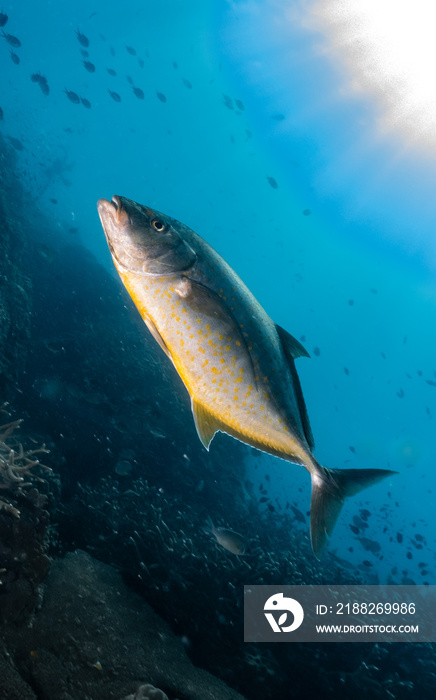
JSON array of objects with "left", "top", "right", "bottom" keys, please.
[
  {"left": 111, "top": 195, "right": 121, "bottom": 212},
  {"left": 97, "top": 195, "right": 127, "bottom": 227}
]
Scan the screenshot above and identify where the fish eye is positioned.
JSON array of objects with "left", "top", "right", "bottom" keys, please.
[{"left": 152, "top": 219, "right": 165, "bottom": 232}]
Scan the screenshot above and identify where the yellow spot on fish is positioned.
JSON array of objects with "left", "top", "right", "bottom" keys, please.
[
  {"left": 197, "top": 318, "right": 201, "bottom": 324},
  {"left": 225, "top": 345, "right": 230, "bottom": 352},
  {"left": 201, "top": 359, "right": 209, "bottom": 367},
  {"left": 236, "top": 340, "right": 241, "bottom": 347}
]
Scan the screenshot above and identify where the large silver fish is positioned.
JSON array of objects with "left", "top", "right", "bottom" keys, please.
[{"left": 97, "top": 195, "right": 396, "bottom": 558}]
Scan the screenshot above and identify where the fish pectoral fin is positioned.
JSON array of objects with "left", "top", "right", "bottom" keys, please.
[
  {"left": 143, "top": 316, "right": 171, "bottom": 358},
  {"left": 276, "top": 324, "right": 310, "bottom": 359},
  {"left": 191, "top": 398, "right": 221, "bottom": 450}
]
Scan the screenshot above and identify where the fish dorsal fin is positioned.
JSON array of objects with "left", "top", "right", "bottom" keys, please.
[
  {"left": 191, "top": 398, "right": 221, "bottom": 450},
  {"left": 276, "top": 324, "right": 315, "bottom": 450},
  {"left": 143, "top": 316, "right": 171, "bottom": 358},
  {"left": 275, "top": 324, "right": 310, "bottom": 359}
]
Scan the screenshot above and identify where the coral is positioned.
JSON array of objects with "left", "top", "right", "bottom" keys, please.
[{"left": 0, "top": 402, "right": 50, "bottom": 517}]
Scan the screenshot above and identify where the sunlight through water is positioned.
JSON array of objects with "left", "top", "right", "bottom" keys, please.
[{"left": 312, "top": 0, "right": 436, "bottom": 152}]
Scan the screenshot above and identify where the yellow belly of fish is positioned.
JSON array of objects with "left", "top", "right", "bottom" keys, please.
[{"left": 120, "top": 270, "right": 311, "bottom": 468}]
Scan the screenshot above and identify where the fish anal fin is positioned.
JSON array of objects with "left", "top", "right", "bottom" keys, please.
[
  {"left": 143, "top": 316, "right": 171, "bottom": 358},
  {"left": 276, "top": 324, "right": 310, "bottom": 359},
  {"left": 191, "top": 398, "right": 221, "bottom": 450}
]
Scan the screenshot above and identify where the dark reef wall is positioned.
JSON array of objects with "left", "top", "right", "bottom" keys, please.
[{"left": 0, "top": 134, "right": 32, "bottom": 397}]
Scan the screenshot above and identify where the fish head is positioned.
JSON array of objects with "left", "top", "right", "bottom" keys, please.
[{"left": 97, "top": 195, "right": 197, "bottom": 276}]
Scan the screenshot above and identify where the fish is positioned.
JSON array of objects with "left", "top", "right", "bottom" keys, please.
[
  {"left": 82, "top": 60, "right": 95, "bottom": 73},
  {"left": 0, "top": 106, "right": 3, "bottom": 120},
  {"left": 97, "top": 195, "right": 397, "bottom": 558},
  {"left": 10, "top": 50, "right": 19, "bottom": 64},
  {"left": 64, "top": 89, "right": 80, "bottom": 104},
  {"left": 132, "top": 86, "right": 144, "bottom": 100},
  {"left": 108, "top": 90, "right": 121, "bottom": 102},
  {"left": 267, "top": 176, "right": 278, "bottom": 189},
  {"left": 106, "top": 68, "right": 116, "bottom": 76},
  {"left": 156, "top": 91, "right": 166, "bottom": 103},
  {"left": 80, "top": 97, "right": 91, "bottom": 109},
  {"left": 126, "top": 45, "right": 136, "bottom": 55},
  {"left": 203, "top": 517, "right": 248, "bottom": 555},
  {"left": 2, "top": 30, "right": 20, "bottom": 47},
  {"left": 76, "top": 29, "right": 89, "bottom": 47},
  {"left": 0, "top": 11, "right": 7, "bottom": 27}
]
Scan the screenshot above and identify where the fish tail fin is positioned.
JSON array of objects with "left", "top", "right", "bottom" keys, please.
[{"left": 310, "top": 466, "right": 397, "bottom": 559}]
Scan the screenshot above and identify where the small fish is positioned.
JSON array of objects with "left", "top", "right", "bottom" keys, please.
[
  {"left": 396, "top": 532, "right": 403, "bottom": 543},
  {"left": 49, "top": 198, "right": 57, "bottom": 204},
  {"left": 2, "top": 30, "right": 21, "bottom": 47},
  {"left": 132, "top": 86, "right": 144, "bottom": 99},
  {"left": 425, "top": 379, "right": 436, "bottom": 387},
  {"left": 126, "top": 45, "right": 136, "bottom": 55},
  {"left": 344, "top": 367, "right": 349, "bottom": 375},
  {"left": 10, "top": 50, "right": 19, "bottom": 64},
  {"left": 290, "top": 505, "right": 306, "bottom": 523},
  {"left": 97, "top": 195, "right": 396, "bottom": 559},
  {"left": 0, "top": 10, "right": 7, "bottom": 27},
  {"left": 138, "top": 58, "right": 144, "bottom": 68},
  {"left": 349, "top": 445, "right": 356, "bottom": 454},
  {"left": 350, "top": 524, "right": 359, "bottom": 535},
  {"left": 110, "top": 46, "right": 115, "bottom": 56},
  {"left": 204, "top": 517, "right": 248, "bottom": 555},
  {"left": 267, "top": 176, "right": 278, "bottom": 189},
  {"left": 64, "top": 89, "right": 80, "bottom": 104},
  {"left": 303, "top": 209, "right": 311, "bottom": 216},
  {"left": 108, "top": 90, "right": 121, "bottom": 102},
  {"left": 106, "top": 68, "right": 116, "bottom": 76},
  {"left": 81, "top": 49, "right": 89, "bottom": 58},
  {"left": 313, "top": 346, "right": 321, "bottom": 356},
  {"left": 82, "top": 60, "right": 95, "bottom": 73},
  {"left": 31, "top": 72, "right": 42, "bottom": 82},
  {"left": 76, "top": 29, "right": 89, "bottom": 47},
  {"left": 259, "top": 496, "right": 269, "bottom": 503},
  {"left": 182, "top": 78, "right": 192, "bottom": 89},
  {"left": 235, "top": 99, "right": 245, "bottom": 111},
  {"left": 272, "top": 113, "right": 285, "bottom": 120},
  {"left": 156, "top": 91, "right": 166, "bottom": 102},
  {"left": 81, "top": 97, "right": 91, "bottom": 109},
  {"left": 222, "top": 94, "right": 234, "bottom": 110},
  {"left": 0, "top": 106, "right": 3, "bottom": 120},
  {"left": 126, "top": 75, "right": 133, "bottom": 85},
  {"left": 38, "top": 76, "right": 49, "bottom": 95}
]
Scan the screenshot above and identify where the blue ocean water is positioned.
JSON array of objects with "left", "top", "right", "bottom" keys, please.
[{"left": 1, "top": 1, "right": 436, "bottom": 698}]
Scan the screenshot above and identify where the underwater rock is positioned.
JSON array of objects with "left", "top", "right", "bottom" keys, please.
[
  {"left": 7, "top": 550, "right": 246, "bottom": 700},
  {"left": 122, "top": 684, "right": 169, "bottom": 700}
]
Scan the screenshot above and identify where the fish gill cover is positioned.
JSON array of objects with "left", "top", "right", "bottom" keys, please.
[{"left": 0, "top": 1, "right": 435, "bottom": 699}]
